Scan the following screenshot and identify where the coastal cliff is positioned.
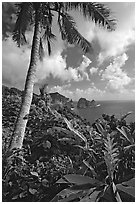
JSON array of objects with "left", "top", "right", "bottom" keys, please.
[{"left": 77, "top": 97, "right": 97, "bottom": 108}]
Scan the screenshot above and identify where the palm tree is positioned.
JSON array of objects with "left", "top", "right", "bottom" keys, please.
[{"left": 9, "top": 2, "right": 116, "bottom": 150}]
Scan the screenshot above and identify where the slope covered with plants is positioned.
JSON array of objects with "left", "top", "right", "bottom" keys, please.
[{"left": 2, "top": 86, "right": 135, "bottom": 202}]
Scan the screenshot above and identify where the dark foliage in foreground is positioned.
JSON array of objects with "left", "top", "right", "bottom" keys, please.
[{"left": 2, "top": 86, "right": 135, "bottom": 202}]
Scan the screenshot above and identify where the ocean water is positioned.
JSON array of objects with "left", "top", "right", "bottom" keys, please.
[{"left": 75, "top": 100, "right": 135, "bottom": 125}]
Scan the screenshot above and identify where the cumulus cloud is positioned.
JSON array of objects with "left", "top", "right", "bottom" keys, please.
[
  {"left": 101, "top": 53, "right": 132, "bottom": 91},
  {"left": 68, "top": 55, "right": 92, "bottom": 81},
  {"left": 78, "top": 55, "right": 92, "bottom": 72},
  {"left": 2, "top": 37, "right": 92, "bottom": 89},
  {"left": 86, "top": 25, "right": 134, "bottom": 65},
  {"left": 37, "top": 54, "right": 91, "bottom": 83},
  {"left": 74, "top": 55, "right": 92, "bottom": 81},
  {"left": 2, "top": 37, "right": 30, "bottom": 89},
  {"left": 49, "top": 82, "right": 105, "bottom": 101},
  {"left": 85, "top": 3, "right": 135, "bottom": 65},
  {"left": 97, "top": 28, "right": 135, "bottom": 65},
  {"left": 49, "top": 84, "right": 73, "bottom": 99},
  {"left": 89, "top": 67, "right": 98, "bottom": 75}
]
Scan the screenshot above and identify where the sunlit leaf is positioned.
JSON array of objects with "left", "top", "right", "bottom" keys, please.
[
  {"left": 83, "top": 160, "right": 97, "bottom": 177},
  {"left": 51, "top": 188, "right": 81, "bottom": 202},
  {"left": 12, "top": 195, "right": 18, "bottom": 200},
  {"left": 64, "top": 117, "right": 87, "bottom": 142},
  {"left": 57, "top": 191, "right": 83, "bottom": 202},
  {"left": 80, "top": 190, "right": 101, "bottom": 202},
  {"left": 117, "top": 184, "right": 135, "bottom": 197},
  {"left": 121, "top": 111, "right": 133, "bottom": 120},
  {"left": 124, "top": 144, "right": 135, "bottom": 152},
  {"left": 30, "top": 171, "right": 39, "bottom": 177},
  {"left": 112, "top": 182, "right": 122, "bottom": 202},
  {"left": 122, "top": 178, "right": 135, "bottom": 188},
  {"left": 29, "top": 188, "right": 37, "bottom": 195},
  {"left": 117, "top": 126, "right": 133, "bottom": 144},
  {"left": 42, "top": 178, "right": 49, "bottom": 186},
  {"left": 56, "top": 174, "right": 100, "bottom": 185}
]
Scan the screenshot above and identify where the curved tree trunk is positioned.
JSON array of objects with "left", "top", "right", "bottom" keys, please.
[{"left": 9, "top": 9, "right": 41, "bottom": 151}]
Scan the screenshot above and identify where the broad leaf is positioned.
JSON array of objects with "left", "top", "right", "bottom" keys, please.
[
  {"left": 30, "top": 171, "right": 39, "bottom": 177},
  {"left": 56, "top": 174, "right": 100, "bottom": 185},
  {"left": 121, "top": 111, "right": 133, "bottom": 120},
  {"left": 41, "top": 178, "right": 49, "bottom": 186},
  {"left": 80, "top": 190, "right": 101, "bottom": 202},
  {"left": 83, "top": 160, "right": 97, "bottom": 177},
  {"left": 69, "top": 184, "right": 96, "bottom": 190},
  {"left": 112, "top": 182, "right": 122, "bottom": 202},
  {"left": 122, "top": 178, "right": 135, "bottom": 188},
  {"left": 57, "top": 191, "right": 84, "bottom": 202},
  {"left": 51, "top": 188, "right": 82, "bottom": 202},
  {"left": 29, "top": 188, "right": 37, "bottom": 195},
  {"left": 64, "top": 118, "right": 87, "bottom": 142},
  {"left": 117, "top": 126, "right": 133, "bottom": 144},
  {"left": 116, "top": 183, "right": 135, "bottom": 198}
]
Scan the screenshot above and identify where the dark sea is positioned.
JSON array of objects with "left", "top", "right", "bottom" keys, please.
[{"left": 74, "top": 100, "right": 135, "bottom": 125}]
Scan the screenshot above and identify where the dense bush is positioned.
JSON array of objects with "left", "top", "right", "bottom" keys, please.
[{"left": 2, "top": 86, "right": 135, "bottom": 202}]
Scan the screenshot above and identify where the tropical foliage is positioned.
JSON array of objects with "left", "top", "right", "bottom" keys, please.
[
  {"left": 2, "top": 86, "right": 135, "bottom": 201},
  {"left": 9, "top": 2, "right": 116, "bottom": 151}
]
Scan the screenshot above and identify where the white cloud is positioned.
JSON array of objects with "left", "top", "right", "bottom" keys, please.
[
  {"left": 76, "top": 55, "right": 92, "bottom": 81},
  {"left": 37, "top": 53, "right": 91, "bottom": 83},
  {"left": 78, "top": 55, "right": 92, "bottom": 71},
  {"left": 2, "top": 37, "right": 30, "bottom": 89},
  {"left": 74, "top": 86, "right": 105, "bottom": 101},
  {"left": 97, "top": 28, "right": 135, "bottom": 65},
  {"left": 49, "top": 80, "right": 135, "bottom": 101},
  {"left": 89, "top": 67, "right": 98, "bottom": 75},
  {"left": 84, "top": 3, "right": 135, "bottom": 65},
  {"left": 101, "top": 53, "right": 132, "bottom": 91},
  {"left": 50, "top": 83, "right": 105, "bottom": 101},
  {"left": 49, "top": 84, "right": 73, "bottom": 99},
  {"left": 3, "top": 38, "right": 92, "bottom": 89}
]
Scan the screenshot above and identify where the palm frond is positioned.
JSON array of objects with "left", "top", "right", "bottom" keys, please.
[
  {"left": 64, "top": 2, "right": 116, "bottom": 31},
  {"left": 41, "top": 5, "right": 56, "bottom": 56},
  {"left": 12, "top": 3, "right": 34, "bottom": 46},
  {"left": 58, "top": 12, "right": 92, "bottom": 53},
  {"left": 42, "top": 27, "right": 56, "bottom": 56}
]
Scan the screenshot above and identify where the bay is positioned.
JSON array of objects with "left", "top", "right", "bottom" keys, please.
[{"left": 74, "top": 100, "right": 135, "bottom": 125}]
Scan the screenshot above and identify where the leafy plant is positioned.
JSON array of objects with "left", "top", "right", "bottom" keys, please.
[
  {"left": 51, "top": 117, "right": 135, "bottom": 202},
  {"left": 2, "top": 86, "right": 135, "bottom": 201}
]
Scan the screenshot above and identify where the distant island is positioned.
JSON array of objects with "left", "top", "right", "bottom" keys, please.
[
  {"left": 2, "top": 85, "right": 74, "bottom": 110},
  {"left": 2, "top": 86, "right": 101, "bottom": 110},
  {"left": 77, "top": 97, "right": 100, "bottom": 109}
]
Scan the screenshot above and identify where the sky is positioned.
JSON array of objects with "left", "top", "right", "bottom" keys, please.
[{"left": 2, "top": 2, "right": 135, "bottom": 101}]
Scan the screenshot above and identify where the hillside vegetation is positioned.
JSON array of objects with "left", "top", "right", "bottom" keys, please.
[{"left": 2, "top": 85, "right": 135, "bottom": 202}]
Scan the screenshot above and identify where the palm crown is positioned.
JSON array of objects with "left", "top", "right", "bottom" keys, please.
[{"left": 13, "top": 2, "right": 116, "bottom": 56}]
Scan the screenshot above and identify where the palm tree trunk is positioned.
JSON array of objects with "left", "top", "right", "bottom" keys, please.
[{"left": 9, "top": 9, "right": 41, "bottom": 151}]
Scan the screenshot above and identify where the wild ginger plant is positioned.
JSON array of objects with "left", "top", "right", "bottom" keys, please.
[{"left": 52, "top": 116, "right": 135, "bottom": 202}]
